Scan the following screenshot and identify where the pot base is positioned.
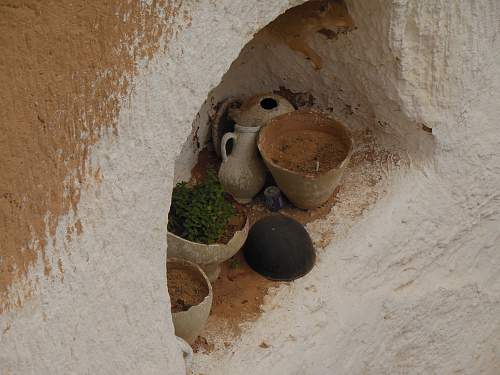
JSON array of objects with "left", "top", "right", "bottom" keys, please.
[
  {"left": 201, "top": 263, "right": 221, "bottom": 282},
  {"left": 234, "top": 197, "right": 252, "bottom": 204}
]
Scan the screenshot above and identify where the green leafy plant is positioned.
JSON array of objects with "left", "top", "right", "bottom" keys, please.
[{"left": 168, "top": 170, "right": 235, "bottom": 244}]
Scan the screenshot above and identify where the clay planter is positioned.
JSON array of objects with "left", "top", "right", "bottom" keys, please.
[
  {"left": 229, "top": 93, "right": 295, "bottom": 128},
  {"left": 167, "top": 215, "right": 250, "bottom": 282},
  {"left": 167, "top": 258, "right": 213, "bottom": 344},
  {"left": 258, "top": 110, "right": 353, "bottom": 209}
]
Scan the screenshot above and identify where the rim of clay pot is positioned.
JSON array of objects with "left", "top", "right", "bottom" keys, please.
[
  {"left": 166, "top": 258, "right": 213, "bottom": 315},
  {"left": 257, "top": 110, "right": 353, "bottom": 180},
  {"left": 166, "top": 213, "right": 250, "bottom": 264},
  {"left": 234, "top": 124, "right": 261, "bottom": 133}
]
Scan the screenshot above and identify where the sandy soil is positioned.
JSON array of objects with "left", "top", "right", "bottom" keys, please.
[
  {"left": 167, "top": 263, "right": 209, "bottom": 313},
  {"left": 268, "top": 129, "right": 347, "bottom": 174}
]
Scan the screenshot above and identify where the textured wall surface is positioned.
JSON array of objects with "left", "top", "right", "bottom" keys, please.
[
  {"left": 1, "top": 0, "right": 500, "bottom": 374},
  {"left": 178, "top": 1, "right": 500, "bottom": 374},
  {"left": 0, "top": 0, "right": 184, "bottom": 313},
  {"left": 0, "top": 0, "right": 306, "bottom": 374}
]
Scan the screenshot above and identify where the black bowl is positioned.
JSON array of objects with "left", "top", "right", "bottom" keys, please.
[{"left": 243, "top": 214, "right": 316, "bottom": 281}]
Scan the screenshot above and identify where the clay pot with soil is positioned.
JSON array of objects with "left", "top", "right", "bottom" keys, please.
[
  {"left": 167, "top": 258, "right": 213, "bottom": 344},
  {"left": 258, "top": 110, "right": 353, "bottom": 209},
  {"left": 167, "top": 171, "right": 249, "bottom": 282},
  {"left": 167, "top": 214, "right": 249, "bottom": 282}
]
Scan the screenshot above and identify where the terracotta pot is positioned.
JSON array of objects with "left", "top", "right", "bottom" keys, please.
[
  {"left": 167, "top": 258, "right": 213, "bottom": 344},
  {"left": 218, "top": 125, "right": 266, "bottom": 203},
  {"left": 229, "top": 93, "right": 295, "bottom": 128},
  {"left": 258, "top": 111, "right": 353, "bottom": 209},
  {"left": 167, "top": 215, "right": 249, "bottom": 282}
]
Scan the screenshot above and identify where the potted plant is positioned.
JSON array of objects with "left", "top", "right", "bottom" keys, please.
[
  {"left": 167, "top": 170, "right": 249, "bottom": 282},
  {"left": 167, "top": 258, "right": 213, "bottom": 344}
]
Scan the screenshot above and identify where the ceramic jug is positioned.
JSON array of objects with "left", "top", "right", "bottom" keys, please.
[{"left": 218, "top": 125, "right": 266, "bottom": 204}]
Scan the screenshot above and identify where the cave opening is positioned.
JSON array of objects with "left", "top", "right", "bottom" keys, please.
[{"left": 166, "top": 0, "right": 434, "bottom": 370}]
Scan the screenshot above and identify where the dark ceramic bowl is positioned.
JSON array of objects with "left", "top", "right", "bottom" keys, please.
[{"left": 243, "top": 214, "right": 315, "bottom": 281}]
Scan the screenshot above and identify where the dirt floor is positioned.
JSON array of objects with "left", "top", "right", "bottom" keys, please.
[
  {"left": 187, "top": 129, "right": 399, "bottom": 353},
  {"left": 188, "top": 145, "right": 341, "bottom": 353}
]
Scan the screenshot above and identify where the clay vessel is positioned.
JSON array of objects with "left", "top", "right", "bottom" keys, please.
[
  {"left": 167, "top": 258, "right": 213, "bottom": 344},
  {"left": 229, "top": 93, "right": 295, "bottom": 128},
  {"left": 216, "top": 93, "right": 294, "bottom": 203},
  {"left": 243, "top": 214, "right": 315, "bottom": 281},
  {"left": 167, "top": 215, "right": 249, "bottom": 282},
  {"left": 258, "top": 111, "right": 353, "bottom": 209},
  {"left": 218, "top": 125, "right": 266, "bottom": 204}
]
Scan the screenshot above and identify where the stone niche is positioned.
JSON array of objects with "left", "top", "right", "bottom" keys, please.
[
  {"left": 174, "top": 0, "right": 434, "bottom": 182},
  {"left": 171, "top": 1, "right": 500, "bottom": 374},
  {"left": 171, "top": 0, "right": 439, "bottom": 371}
]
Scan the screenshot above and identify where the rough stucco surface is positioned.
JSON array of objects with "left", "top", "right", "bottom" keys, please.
[
  {"left": 0, "top": 0, "right": 184, "bottom": 313},
  {"left": 1, "top": 0, "right": 500, "bottom": 374},
  {"left": 0, "top": 0, "right": 305, "bottom": 374},
  {"left": 179, "top": 0, "right": 500, "bottom": 374}
]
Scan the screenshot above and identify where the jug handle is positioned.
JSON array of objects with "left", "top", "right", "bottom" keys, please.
[{"left": 221, "top": 132, "right": 237, "bottom": 162}]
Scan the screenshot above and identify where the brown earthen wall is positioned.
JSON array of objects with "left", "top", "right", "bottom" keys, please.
[{"left": 0, "top": 0, "right": 184, "bottom": 313}]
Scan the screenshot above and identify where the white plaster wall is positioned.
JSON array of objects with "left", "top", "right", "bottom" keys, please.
[
  {"left": 174, "top": 0, "right": 435, "bottom": 181},
  {"left": 0, "top": 1, "right": 306, "bottom": 374},
  {"left": 177, "top": 0, "right": 500, "bottom": 374},
  {"left": 2, "top": 0, "right": 500, "bottom": 374}
]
